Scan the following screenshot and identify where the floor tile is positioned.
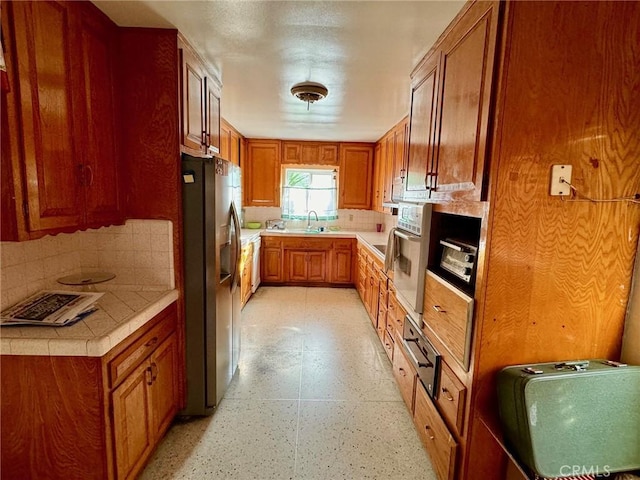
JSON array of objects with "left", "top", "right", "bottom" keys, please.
[
  {"left": 300, "top": 349, "right": 401, "bottom": 401},
  {"left": 241, "top": 323, "right": 304, "bottom": 352},
  {"left": 224, "top": 349, "right": 302, "bottom": 400},
  {"left": 295, "top": 400, "right": 437, "bottom": 480},
  {"left": 141, "top": 399, "right": 298, "bottom": 480}
]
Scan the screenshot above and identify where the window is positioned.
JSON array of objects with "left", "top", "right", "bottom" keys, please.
[{"left": 281, "top": 168, "right": 338, "bottom": 220}]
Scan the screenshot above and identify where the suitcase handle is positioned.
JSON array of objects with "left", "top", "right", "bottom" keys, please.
[{"left": 554, "top": 360, "right": 589, "bottom": 371}]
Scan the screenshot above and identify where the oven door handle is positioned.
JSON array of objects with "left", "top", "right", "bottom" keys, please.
[
  {"left": 394, "top": 230, "right": 421, "bottom": 242},
  {"left": 403, "top": 339, "right": 433, "bottom": 369}
]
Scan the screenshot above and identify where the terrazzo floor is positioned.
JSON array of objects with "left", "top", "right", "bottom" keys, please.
[{"left": 141, "top": 286, "right": 437, "bottom": 480}]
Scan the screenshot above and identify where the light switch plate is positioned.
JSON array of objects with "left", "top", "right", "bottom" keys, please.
[{"left": 550, "top": 165, "right": 573, "bottom": 196}]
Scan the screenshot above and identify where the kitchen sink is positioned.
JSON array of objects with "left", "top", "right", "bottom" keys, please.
[{"left": 373, "top": 244, "right": 386, "bottom": 255}]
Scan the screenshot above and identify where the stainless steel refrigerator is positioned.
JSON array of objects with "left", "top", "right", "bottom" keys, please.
[{"left": 181, "top": 154, "right": 242, "bottom": 416}]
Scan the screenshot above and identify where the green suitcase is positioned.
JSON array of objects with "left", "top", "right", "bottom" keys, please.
[{"left": 497, "top": 359, "right": 640, "bottom": 478}]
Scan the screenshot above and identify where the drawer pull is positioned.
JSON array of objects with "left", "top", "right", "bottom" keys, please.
[
  {"left": 432, "top": 305, "right": 446, "bottom": 313},
  {"left": 398, "top": 367, "right": 406, "bottom": 377},
  {"left": 425, "top": 425, "right": 435, "bottom": 440},
  {"left": 145, "top": 337, "right": 159, "bottom": 348},
  {"left": 442, "top": 387, "right": 455, "bottom": 402}
]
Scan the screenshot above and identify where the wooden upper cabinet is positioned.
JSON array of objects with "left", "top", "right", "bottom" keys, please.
[
  {"left": 372, "top": 142, "right": 384, "bottom": 212},
  {"left": 9, "top": 1, "right": 85, "bottom": 232},
  {"left": 229, "top": 130, "right": 240, "bottom": 166},
  {"left": 79, "top": 6, "right": 122, "bottom": 227},
  {"left": 281, "top": 141, "right": 339, "bottom": 166},
  {"left": 339, "top": 143, "right": 374, "bottom": 209},
  {"left": 406, "top": 52, "right": 440, "bottom": 199},
  {"left": 244, "top": 140, "right": 281, "bottom": 207},
  {"left": 220, "top": 119, "right": 231, "bottom": 160},
  {"left": 2, "top": 1, "right": 123, "bottom": 239},
  {"left": 430, "top": 1, "right": 499, "bottom": 200},
  {"left": 282, "top": 142, "right": 301, "bottom": 163},
  {"left": 382, "top": 133, "right": 394, "bottom": 203},
  {"left": 391, "top": 118, "right": 409, "bottom": 201},
  {"left": 180, "top": 46, "right": 206, "bottom": 152},
  {"left": 180, "top": 38, "right": 221, "bottom": 155},
  {"left": 206, "top": 79, "right": 221, "bottom": 155}
]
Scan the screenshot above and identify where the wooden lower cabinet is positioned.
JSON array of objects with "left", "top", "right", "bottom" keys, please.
[
  {"left": 113, "top": 333, "right": 177, "bottom": 480},
  {"left": 261, "top": 236, "right": 354, "bottom": 286},
  {"left": 285, "top": 250, "right": 327, "bottom": 282},
  {"left": 0, "top": 303, "right": 179, "bottom": 480},
  {"left": 392, "top": 340, "right": 417, "bottom": 414},
  {"left": 414, "top": 381, "right": 458, "bottom": 480}
]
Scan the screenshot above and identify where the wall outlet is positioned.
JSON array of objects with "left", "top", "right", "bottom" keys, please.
[{"left": 550, "top": 164, "right": 573, "bottom": 196}]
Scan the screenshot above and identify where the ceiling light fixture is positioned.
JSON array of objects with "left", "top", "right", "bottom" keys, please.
[{"left": 290, "top": 81, "right": 328, "bottom": 110}]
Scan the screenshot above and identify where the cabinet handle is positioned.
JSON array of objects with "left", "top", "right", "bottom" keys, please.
[
  {"left": 146, "top": 366, "right": 153, "bottom": 385},
  {"left": 432, "top": 305, "right": 446, "bottom": 313},
  {"left": 145, "top": 337, "right": 158, "bottom": 348},
  {"left": 85, "top": 165, "right": 94, "bottom": 187},
  {"left": 201, "top": 130, "right": 207, "bottom": 146},
  {"left": 398, "top": 367, "right": 406, "bottom": 377},
  {"left": 425, "top": 425, "right": 435, "bottom": 440},
  {"left": 441, "top": 387, "right": 455, "bottom": 402},
  {"left": 151, "top": 362, "right": 158, "bottom": 382}
]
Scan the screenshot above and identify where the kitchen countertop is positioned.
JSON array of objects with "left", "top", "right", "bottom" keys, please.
[
  {"left": 1, "top": 289, "right": 179, "bottom": 357},
  {"left": 240, "top": 229, "right": 262, "bottom": 245}
]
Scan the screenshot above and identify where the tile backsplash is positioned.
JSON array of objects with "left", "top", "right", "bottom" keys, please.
[
  {"left": 0, "top": 220, "right": 174, "bottom": 311},
  {"left": 244, "top": 207, "right": 394, "bottom": 232}
]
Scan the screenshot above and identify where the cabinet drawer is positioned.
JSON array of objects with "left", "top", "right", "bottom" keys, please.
[
  {"left": 382, "top": 329, "right": 394, "bottom": 362},
  {"left": 109, "top": 306, "right": 176, "bottom": 389},
  {"left": 435, "top": 361, "right": 467, "bottom": 436},
  {"left": 261, "top": 236, "right": 282, "bottom": 248},
  {"left": 414, "top": 381, "right": 458, "bottom": 480},
  {"left": 392, "top": 342, "right": 417, "bottom": 414},
  {"left": 333, "top": 239, "right": 353, "bottom": 250},
  {"left": 422, "top": 271, "right": 473, "bottom": 370},
  {"left": 282, "top": 237, "right": 332, "bottom": 250}
]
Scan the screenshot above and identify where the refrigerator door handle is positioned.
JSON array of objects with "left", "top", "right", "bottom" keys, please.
[{"left": 230, "top": 201, "right": 242, "bottom": 294}]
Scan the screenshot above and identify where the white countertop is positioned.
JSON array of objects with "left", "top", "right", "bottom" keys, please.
[{"left": 1, "top": 289, "right": 179, "bottom": 357}]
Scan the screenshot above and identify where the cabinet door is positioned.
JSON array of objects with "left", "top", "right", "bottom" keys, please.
[
  {"left": 414, "top": 381, "right": 458, "bottom": 480},
  {"left": 112, "top": 360, "right": 153, "bottom": 480},
  {"left": 338, "top": 143, "right": 374, "bottom": 209},
  {"left": 391, "top": 118, "right": 408, "bottom": 201},
  {"left": 79, "top": 9, "right": 122, "bottom": 227},
  {"left": 392, "top": 342, "right": 418, "bottom": 413},
  {"left": 383, "top": 133, "right": 394, "bottom": 203},
  {"left": 372, "top": 143, "right": 383, "bottom": 212},
  {"left": 300, "top": 143, "right": 320, "bottom": 164},
  {"left": 206, "top": 80, "right": 221, "bottom": 154},
  {"left": 282, "top": 142, "right": 302, "bottom": 164},
  {"left": 230, "top": 130, "right": 240, "bottom": 166},
  {"left": 220, "top": 119, "right": 231, "bottom": 160},
  {"left": 331, "top": 248, "right": 352, "bottom": 284},
  {"left": 318, "top": 144, "right": 339, "bottom": 166},
  {"left": 406, "top": 52, "right": 440, "bottom": 197},
  {"left": 181, "top": 46, "right": 206, "bottom": 152},
  {"left": 307, "top": 251, "right": 327, "bottom": 282},
  {"left": 431, "top": 1, "right": 499, "bottom": 200},
  {"left": 245, "top": 140, "right": 281, "bottom": 206},
  {"left": 287, "top": 251, "right": 308, "bottom": 282},
  {"left": 11, "top": 1, "right": 85, "bottom": 231},
  {"left": 262, "top": 247, "right": 282, "bottom": 282},
  {"left": 149, "top": 334, "right": 178, "bottom": 440}
]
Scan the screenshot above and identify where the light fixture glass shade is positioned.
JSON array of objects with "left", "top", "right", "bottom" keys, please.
[{"left": 290, "top": 82, "right": 328, "bottom": 105}]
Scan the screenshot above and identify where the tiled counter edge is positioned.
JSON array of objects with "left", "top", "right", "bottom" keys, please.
[{"left": 1, "top": 290, "right": 179, "bottom": 357}]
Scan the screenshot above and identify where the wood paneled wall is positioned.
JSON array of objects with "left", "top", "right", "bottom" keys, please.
[{"left": 473, "top": 0, "right": 640, "bottom": 424}]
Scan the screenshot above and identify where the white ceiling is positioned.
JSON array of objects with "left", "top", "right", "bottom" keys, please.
[{"left": 94, "top": 1, "right": 465, "bottom": 142}]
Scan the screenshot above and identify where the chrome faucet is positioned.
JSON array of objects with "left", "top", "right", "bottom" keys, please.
[{"left": 307, "top": 210, "right": 319, "bottom": 230}]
